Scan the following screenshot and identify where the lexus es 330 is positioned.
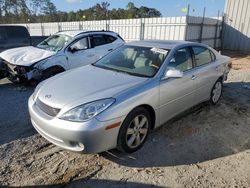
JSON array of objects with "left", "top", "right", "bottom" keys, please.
[{"left": 28, "top": 40, "right": 231, "bottom": 153}]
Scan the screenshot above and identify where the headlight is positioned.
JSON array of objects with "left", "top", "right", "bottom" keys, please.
[{"left": 59, "top": 98, "right": 115, "bottom": 122}]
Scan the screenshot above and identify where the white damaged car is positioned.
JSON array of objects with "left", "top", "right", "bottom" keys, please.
[{"left": 0, "top": 30, "right": 124, "bottom": 82}]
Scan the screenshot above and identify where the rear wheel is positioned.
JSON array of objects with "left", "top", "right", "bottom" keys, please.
[
  {"left": 210, "top": 79, "right": 223, "bottom": 105},
  {"left": 117, "top": 107, "right": 151, "bottom": 153},
  {"left": 41, "top": 66, "right": 64, "bottom": 81}
]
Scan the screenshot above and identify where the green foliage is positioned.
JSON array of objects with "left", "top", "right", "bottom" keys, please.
[{"left": 0, "top": 0, "right": 162, "bottom": 23}]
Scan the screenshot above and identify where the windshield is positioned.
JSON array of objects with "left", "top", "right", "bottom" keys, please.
[
  {"left": 37, "top": 34, "right": 72, "bottom": 52},
  {"left": 94, "top": 45, "right": 168, "bottom": 77}
]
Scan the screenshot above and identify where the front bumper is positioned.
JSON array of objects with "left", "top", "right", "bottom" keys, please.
[
  {"left": 28, "top": 96, "right": 123, "bottom": 153},
  {"left": 0, "top": 59, "right": 41, "bottom": 82}
]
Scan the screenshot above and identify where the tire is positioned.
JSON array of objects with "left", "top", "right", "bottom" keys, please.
[
  {"left": 117, "top": 107, "right": 151, "bottom": 153},
  {"left": 41, "top": 67, "right": 64, "bottom": 81},
  {"left": 210, "top": 79, "right": 223, "bottom": 105}
]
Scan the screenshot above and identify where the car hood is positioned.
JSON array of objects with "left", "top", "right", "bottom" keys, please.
[
  {"left": 37, "top": 65, "right": 147, "bottom": 109},
  {"left": 0, "top": 46, "right": 56, "bottom": 66}
]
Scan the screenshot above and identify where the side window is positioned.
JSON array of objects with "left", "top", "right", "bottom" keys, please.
[
  {"left": 192, "top": 46, "right": 213, "bottom": 66},
  {"left": 90, "top": 35, "right": 107, "bottom": 47},
  {"left": 71, "top": 37, "right": 88, "bottom": 51},
  {"left": 167, "top": 47, "right": 193, "bottom": 72},
  {"left": 104, "top": 35, "right": 117, "bottom": 43},
  {"left": 6, "top": 27, "right": 29, "bottom": 39}
]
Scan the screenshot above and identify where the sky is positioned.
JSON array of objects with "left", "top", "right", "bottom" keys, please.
[{"left": 51, "top": 0, "right": 225, "bottom": 17}]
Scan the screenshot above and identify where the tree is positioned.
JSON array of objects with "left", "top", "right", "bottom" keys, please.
[
  {"left": 42, "top": 0, "right": 57, "bottom": 22},
  {"left": 126, "top": 2, "right": 138, "bottom": 18},
  {"left": 138, "top": 6, "right": 161, "bottom": 18},
  {"left": 101, "top": 1, "right": 110, "bottom": 19},
  {"left": 0, "top": 1, "right": 162, "bottom": 23},
  {"left": 0, "top": 0, "right": 59, "bottom": 23}
]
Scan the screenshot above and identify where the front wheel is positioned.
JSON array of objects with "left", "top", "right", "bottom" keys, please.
[
  {"left": 210, "top": 79, "right": 223, "bottom": 105},
  {"left": 117, "top": 107, "right": 151, "bottom": 153}
]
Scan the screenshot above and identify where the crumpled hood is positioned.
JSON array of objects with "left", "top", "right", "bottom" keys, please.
[
  {"left": 37, "top": 65, "right": 147, "bottom": 109},
  {"left": 0, "top": 46, "right": 56, "bottom": 66}
]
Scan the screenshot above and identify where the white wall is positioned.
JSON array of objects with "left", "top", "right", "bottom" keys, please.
[{"left": 2, "top": 16, "right": 221, "bottom": 48}]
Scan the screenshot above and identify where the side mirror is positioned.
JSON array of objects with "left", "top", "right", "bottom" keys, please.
[
  {"left": 68, "top": 46, "right": 78, "bottom": 53},
  {"left": 162, "top": 69, "right": 183, "bottom": 80}
]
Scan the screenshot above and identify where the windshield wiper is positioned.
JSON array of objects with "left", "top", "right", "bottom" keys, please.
[
  {"left": 92, "top": 64, "right": 149, "bottom": 78},
  {"left": 94, "top": 65, "right": 129, "bottom": 75}
]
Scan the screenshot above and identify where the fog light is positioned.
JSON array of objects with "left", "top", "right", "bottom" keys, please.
[{"left": 78, "top": 142, "right": 84, "bottom": 149}]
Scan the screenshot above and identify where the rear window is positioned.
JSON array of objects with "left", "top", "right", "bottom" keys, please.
[
  {"left": 5, "top": 26, "right": 30, "bottom": 39},
  {"left": 104, "top": 35, "right": 117, "bottom": 43}
]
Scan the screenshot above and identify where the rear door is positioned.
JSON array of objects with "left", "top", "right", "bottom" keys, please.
[
  {"left": 191, "top": 46, "right": 221, "bottom": 104},
  {"left": 89, "top": 34, "right": 117, "bottom": 61},
  {"left": 159, "top": 47, "right": 197, "bottom": 124}
]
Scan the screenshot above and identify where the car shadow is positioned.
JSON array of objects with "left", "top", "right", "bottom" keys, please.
[
  {"left": 101, "top": 81, "right": 250, "bottom": 168},
  {"left": 0, "top": 79, "right": 36, "bottom": 145},
  {"left": 2, "top": 179, "right": 162, "bottom": 188}
]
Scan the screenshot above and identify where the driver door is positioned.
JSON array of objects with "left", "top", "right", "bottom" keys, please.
[
  {"left": 66, "top": 36, "right": 96, "bottom": 69},
  {"left": 159, "top": 47, "right": 197, "bottom": 124}
]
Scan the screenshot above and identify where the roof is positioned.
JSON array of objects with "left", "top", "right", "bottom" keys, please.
[
  {"left": 57, "top": 30, "right": 89, "bottom": 37},
  {"left": 127, "top": 40, "right": 196, "bottom": 49},
  {"left": 57, "top": 30, "right": 116, "bottom": 38},
  {"left": 0, "top": 25, "right": 27, "bottom": 28}
]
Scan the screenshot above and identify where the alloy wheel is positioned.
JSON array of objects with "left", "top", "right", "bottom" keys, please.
[{"left": 126, "top": 115, "right": 149, "bottom": 149}]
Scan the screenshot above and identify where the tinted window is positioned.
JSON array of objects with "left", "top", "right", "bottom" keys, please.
[
  {"left": 90, "top": 35, "right": 107, "bottom": 47},
  {"left": 104, "top": 35, "right": 117, "bottom": 43},
  {"left": 5, "top": 26, "right": 29, "bottom": 39},
  {"left": 71, "top": 37, "right": 88, "bottom": 50},
  {"left": 192, "top": 46, "right": 212, "bottom": 66},
  {"left": 167, "top": 47, "right": 193, "bottom": 72},
  {"left": 0, "top": 29, "right": 6, "bottom": 40}
]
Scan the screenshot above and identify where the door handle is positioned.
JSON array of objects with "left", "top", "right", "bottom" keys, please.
[
  {"left": 191, "top": 75, "right": 197, "bottom": 80},
  {"left": 215, "top": 66, "right": 220, "bottom": 71},
  {"left": 108, "top": 49, "right": 113, "bottom": 51}
]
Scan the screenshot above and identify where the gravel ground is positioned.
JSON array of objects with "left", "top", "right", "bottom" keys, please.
[{"left": 0, "top": 55, "right": 250, "bottom": 187}]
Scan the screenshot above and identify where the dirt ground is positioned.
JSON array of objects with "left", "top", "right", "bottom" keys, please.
[{"left": 0, "top": 51, "right": 250, "bottom": 187}]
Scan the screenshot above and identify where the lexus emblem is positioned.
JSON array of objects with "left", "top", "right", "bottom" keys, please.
[{"left": 45, "top": 94, "right": 52, "bottom": 99}]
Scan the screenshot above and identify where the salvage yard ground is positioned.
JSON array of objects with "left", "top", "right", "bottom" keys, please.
[{"left": 0, "top": 51, "right": 250, "bottom": 187}]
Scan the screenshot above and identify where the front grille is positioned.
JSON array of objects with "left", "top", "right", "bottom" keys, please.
[{"left": 36, "top": 98, "right": 60, "bottom": 117}]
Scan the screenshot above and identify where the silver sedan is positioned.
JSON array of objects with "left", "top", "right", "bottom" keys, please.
[{"left": 28, "top": 40, "right": 231, "bottom": 153}]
